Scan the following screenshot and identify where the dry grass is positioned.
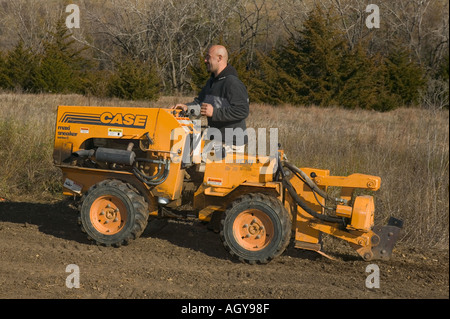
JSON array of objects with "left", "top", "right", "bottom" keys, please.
[
  {"left": 0, "top": 93, "right": 448, "bottom": 248},
  {"left": 249, "top": 103, "right": 449, "bottom": 248}
]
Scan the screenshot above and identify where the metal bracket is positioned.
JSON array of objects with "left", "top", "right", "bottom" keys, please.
[{"left": 371, "top": 217, "right": 403, "bottom": 260}]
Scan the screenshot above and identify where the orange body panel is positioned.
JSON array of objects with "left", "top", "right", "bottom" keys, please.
[
  {"left": 54, "top": 106, "right": 191, "bottom": 200},
  {"left": 349, "top": 196, "right": 375, "bottom": 232}
]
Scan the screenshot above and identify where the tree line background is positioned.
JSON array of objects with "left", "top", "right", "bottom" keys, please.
[{"left": 0, "top": 0, "right": 448, "bottom": 111}]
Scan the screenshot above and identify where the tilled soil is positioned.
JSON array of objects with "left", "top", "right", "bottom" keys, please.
[{"left": 0, "top": 199, "right": 448, "bottom": 301}]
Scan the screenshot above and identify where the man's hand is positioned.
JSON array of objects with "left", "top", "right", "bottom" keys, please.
[
  {"left": 201, "top": 103, "right": 214, "bottom": 117},
  {"left": 171, "top": 104, "right": 188, "bottom": 112}
]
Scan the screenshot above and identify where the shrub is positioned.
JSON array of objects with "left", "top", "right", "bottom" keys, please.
[
  {"left": 0, "top": 51, "right": 12, "bottom": 89},
  {"left": 3, "top": 41, "right": 38, "bottom": 92},
  {"left": 108, "top": 57, "right": 160, "bottom": 101},
  {"left": 383, "top": 48, "right": 426, "bottom": 106}
]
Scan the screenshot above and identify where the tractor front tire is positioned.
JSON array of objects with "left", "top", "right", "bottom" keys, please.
[
  {"left": 79, "top": 179, "right": 148, "bottom": 247},
  {"left": 220, "top": 193, "right": 292, "bottom": 264}
]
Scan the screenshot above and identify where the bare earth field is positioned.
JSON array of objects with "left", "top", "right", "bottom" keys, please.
[
  {"left": 0, "top": 198, "right": 448, "bottom": 303},
  {"left": 0, "top": 94, "right": 448, "bottom": 310}
]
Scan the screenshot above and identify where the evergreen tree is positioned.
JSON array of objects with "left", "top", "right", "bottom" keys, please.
[
  {"left": 337, "top": 44, "right": 376, "bottom": 109},
  {"left": 227, "top": 49, "right": 287, "bottom": 104},
  {"left": 383, "top": 48, "right": 426, "bottom": 106},
  {"left": 79, "top": 69, "right": 113, "bottom": 98},
  {"left": 371, "top": 60, "right": 403, "bottom": 112},
  {"left": 437, "top": 55, "right": 449, "bottom": 82},
  {"left": 247, "top": 6, "right": 426, "bottom": 111},
  {"left": 34, "top": 18, "right": 90, "bottom": 93},
  {"left": 248, "top": 49, "right": 305, "bottom": 105},
  {"left": 251, "top": 6, "right": 349, "bottom": 107},
  {"left": 4, "top": 41, "right": 38, "bottom": 92},
  {"left": 0, "top": 51, "right": 12, "bottom": 90},
  {"left": 336, "top": 44, "right": 399, "bottom": 110},
  {"left": 339, "top": 48, "right": 400, "bottom": 111},
  {"left": 188, "top": 53, "right": 210, "bottom": 94},
  {"left": 108, "top": 57, "right": 160, "bottom": 101},
  {"left": 282, "top": 6, "right": 347, "bottom": 106},
  {"left": 436, "top": 55, "right": 449, "bottom": 109}
]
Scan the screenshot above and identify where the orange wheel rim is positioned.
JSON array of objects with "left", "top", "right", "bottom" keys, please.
[
  {"left": 233, "top": 209, "right": 274, "bottom": 251},
  {"left": 90, "top": 195, "right": 128, "bottom": 235}
]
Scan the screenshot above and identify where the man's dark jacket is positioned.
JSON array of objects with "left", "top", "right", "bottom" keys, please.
[{"left": 187, "top": 65, "right": 249, "bottom": 146}]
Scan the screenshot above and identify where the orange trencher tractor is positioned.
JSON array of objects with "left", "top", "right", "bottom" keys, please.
[{"left": 53, "top": 106, "right": 402, "bottom": 264}]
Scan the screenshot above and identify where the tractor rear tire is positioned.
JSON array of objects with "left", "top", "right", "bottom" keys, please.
[
  {"left": 78, "top": 179, "right": 148, "bottom": 247},
  {"left": 220, "top": 193, "right": 292, "bottom": 264}
]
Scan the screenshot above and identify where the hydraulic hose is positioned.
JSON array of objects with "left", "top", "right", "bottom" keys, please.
[
  {"left": 282, "top": 161, "right": 348, "bottom": 205},
  {"left": 282, "top": 176, "right": 344, "bottom": 225},
  {"left": 133, "top": 158, "right": 170, "bottom": 186},
  {"left": 283, "top": 161, "right": 330, "bottom": 200}
]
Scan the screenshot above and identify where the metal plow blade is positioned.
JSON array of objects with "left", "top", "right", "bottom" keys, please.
[{"left": 371, "top": 217, "right": 404, "bottom": 260}]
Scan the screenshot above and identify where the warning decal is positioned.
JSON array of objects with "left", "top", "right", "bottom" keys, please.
[
  {"left": 108, "top": 128, "right": 123, "bottom": 137},
  {"left": 207, "top": 177, "right": 223, "bottom": 186}
]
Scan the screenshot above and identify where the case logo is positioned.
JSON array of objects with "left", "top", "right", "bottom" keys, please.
[{"left": 60, "top": 112, "right": 148, "bottom": 128}]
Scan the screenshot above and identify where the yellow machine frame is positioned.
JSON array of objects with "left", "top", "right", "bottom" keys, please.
[{"left": 54, "top": 105, "right": 402, "bottom": 262}]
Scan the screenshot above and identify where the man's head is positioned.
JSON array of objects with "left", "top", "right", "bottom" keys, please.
[{"left": 205, "top": 45, "right": 228, "bottom": 77}]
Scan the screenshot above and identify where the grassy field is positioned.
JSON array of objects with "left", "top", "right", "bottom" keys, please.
[{"left": 0, "top": 92, "right": 448, "bottom": 248}]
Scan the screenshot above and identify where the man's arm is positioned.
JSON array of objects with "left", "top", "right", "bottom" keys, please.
[
  {"left": 211, "top": 78, "right": 249, "bottom": 122},
  {"left": 172, "top": 80, "right": 208, "bottom": 117}
]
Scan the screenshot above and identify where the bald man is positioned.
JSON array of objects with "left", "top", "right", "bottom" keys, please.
[{"left": 174, "top": 45, "right": 249, "bottom": 156}]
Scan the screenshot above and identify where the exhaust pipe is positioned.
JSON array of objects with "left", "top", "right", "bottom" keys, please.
[{"left": 72, "top": 149, "right": 95, "bottom": 158}]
